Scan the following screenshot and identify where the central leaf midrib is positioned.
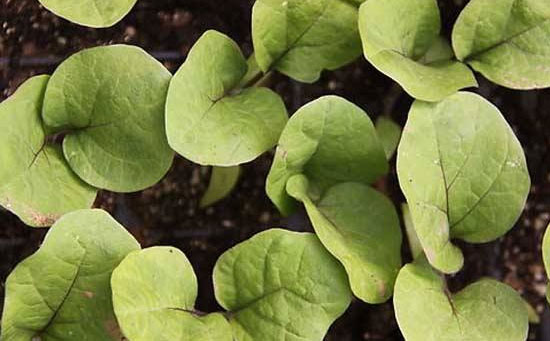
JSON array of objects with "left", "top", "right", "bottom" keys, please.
[
  {"left": 36, "top": 240, "right": 87, "bottom": 338},
  {"left": 464, "top": 17, "right": 550, "bottom": 62},
  {"left": 267, "top": 0, "right": 332, "bottom": 72}
]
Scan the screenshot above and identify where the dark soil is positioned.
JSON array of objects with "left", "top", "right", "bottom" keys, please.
[{"left": 1, "top": 0, "right": 550, "bottom": 340}]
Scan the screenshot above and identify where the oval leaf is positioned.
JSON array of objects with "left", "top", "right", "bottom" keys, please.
[
  {"left": 42, "top": 45, "right": 174, "bottom": 193},
  {"left": 111, "top": 247, "right": 232, "bottom": 341},
  {"left": 165, "top": 30, "right": 288, "bottom": 166},
  {"left": 397, "top": 92, "right": 530, "bottom": 274},
  {"left": 266, "top": 95, "right": 388, "bottom": 216},
  {"left": 214, "top": 228, "right": 352, "bottom": 341},
  {"left": 252, "top": 0, "right": 362, "bottom": 83},
  {"left": 358, "top": 0, "right": 477, "bottom": 101},
  {"left": 0, "top": 76, "right": 97, "bottom": 227},
  {"left": 286, "top": 175, "right": 402, "bottom": 304},
  {"left": 0, "top": 209, "right": 140, "bottom": 340},
  {"left": 394, "top": 258, "right": 528, "bottom": 341},
  {"left": 200, "top": 166, "right": 241, "bottom": 208},
  {"left": 38, "top": 0, "right": 138, "bottom": 28},
  {"left": 452, "top": 0, "right": 550, "bottom": 89}
]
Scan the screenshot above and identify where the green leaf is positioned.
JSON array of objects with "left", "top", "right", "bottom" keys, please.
[
  {"left": 418, "top": 36, "right": 455, "bottom": 64},
  {"left": 165, "top": 30, "right": 288, "bottom": 166},
  {"left": 252, "top": 0, "right": 362, "bottom": 83},
  {"left": 394, "top": 258, "right": 529, "bottom": 341},
  {"left": 111, "top": 247, "right": 232, "bottom": 341},
  {"left": 38, "top": 0, "right": 138, "bottom": 28},
  {"left": 286, "top": 175, "right": 402, "bottom": 304},
  {"left": 0, "top": 76, "right": 97, "bottom": 227},
  {"left": 214, "top": 228, "right": 352, "bottom": 341},
  {"left": 266, "top": 95, "right": 388, "bottom": 216},
  {"left": 42, "top": 45, "right": 174, "bottom": 193},
  {"left": 543, "top": 224, "right": 550, "bottom": 303},
  {"left": 402, "top": 203, "right": 423, "bottom": 259},
  {"left": 0, "top": 209, "right": 140, "bottom": 340},
  {"left": 375, "top": 116, "right": 402, "bottom": 160},
  {"left": 397, "top": 92, "right": 530, "bottom": 274},
  {"left": 452, "top": 0, "right": 550, "bottom": 89},
  {"left": 358, "top": 0, "right": 477, "bottom": 101},
  {"left": 200, "top": 166, "right": 241, "bottom": 208}
]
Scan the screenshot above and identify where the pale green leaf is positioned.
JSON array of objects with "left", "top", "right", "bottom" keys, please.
[
  {"left": 266, "top": 95, "right": 388, "bottom": 216},
  {"left": 200, "top": 166, "right": 241, "bottom": 208},
  {"left": 358, "top": 0, "right": 477, "bottom": 101},
  {"left": 394, "top": 258, "right": 528, "bottom": 341},
  {"left": 252, "top": 0, "right": 362, "bottom": 83},
  {"left": 286, "top": 175, "right": 402, "bottom": 304},
  {"left": 0, "top": 209, "right": 140, "bottom": 340},
  {"left": 165, "top": 30, "right": 288, "bottom": 166},
  {"left": 397, "top": 92, "right": 530, "bottom": 274},
  {"left": 452, "top": 0, "right": 550, "bottom": 89},
  {"left": 543, "top": 224, "right": 550, "bottom": 303},
  {"left": 111, "top": 247, "right": 232, "bottom": 341},
  {"left": 214, "top": 228, "right": 352, "bottom": 341},
  {"left": 0, "top": 76, "right": 97, "bottom": 227},
  {"left": 42, "top": 45, "right": 174, "bottom": 193},
  {"left": 402, "top": 203, "right": 423, "bottom": 259},
  {"left": 38, "top": 0, "right": 137, "bottom": 28},
  {"left": 418, "top": 36, "right": 455, "bottom": 65},
  {"left": 375, "top": 116, "right": 401, "bottom": 160}
]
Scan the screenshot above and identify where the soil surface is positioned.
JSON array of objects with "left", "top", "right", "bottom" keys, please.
[{"left": 1, "top": 0, "right": 550, "bottom": 340}]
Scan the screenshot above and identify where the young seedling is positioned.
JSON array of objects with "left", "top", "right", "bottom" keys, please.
[
  {"left": 165, "top": 30, "right": 288, "bottom": 167},
  {"left": 394, "top": 257, "right": 528, "bottom": 341},
  {"left": 0, "top": 76, "right": 97, "bottom": 227},
  {"left": 43, "top": 45, "right": 174, "bottom": 192},
  {"left": 111, "top": 229, "right": 352, "bottom": 341},
  {"left": 266, "top": 96, "right": 402, "bottom": 303},
  {"left": 252, "top": 0, "right": 363, "bottom": 83},
  {"left": 359, "top": 0, "right": 550, "bottom": 101},
  {"left": 452, "top": 0, "right": 550, "bottom": 89},
  {"left": 37, "top": 0, "right": 138, "bottom": 28},
  {"left": 0, "top": 209, "right": 140, "bottom": 340},
  {"left": 397, "top": 92, "right": 530, "bottom": 274},
  {"left": 0, "top": 45, "right": 174, "bottom": 226},
  {"left": 358, "top": 0, "right": 477, "bottom": 101}
]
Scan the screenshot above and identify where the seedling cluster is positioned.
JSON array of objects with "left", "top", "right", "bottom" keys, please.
[{"left": 2, "top": 0, "right": 550, "bottom": 340}]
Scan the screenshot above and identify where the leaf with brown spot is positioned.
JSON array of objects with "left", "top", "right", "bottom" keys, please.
[{"left": 0, "top": 210, "right": 140, "bottom": 340}]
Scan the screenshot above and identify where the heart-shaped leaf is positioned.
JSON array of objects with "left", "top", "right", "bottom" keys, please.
[
  {"left": 394, "top": 258, "right": 528, "bottom": 341},
  {"left": 38, "top": 0, "right": 138, "bottom": 28},
  {"left": 252, "top": 0, "right": 362, "bottom": 83},
  {"left": 0, "top": 76, "right": 97, "bottom": 227},
  {"left": 452, "top": 0, "right": 550, "bottom": 89},
  {"left": 200, "top": 166, "right": 241, "bottom": 208},
  {"left": 266, "top": 95, "right": 388, "bottom": 216},
  {"left": 0, "top": 209, "right": 140, "bottom": 340},
  {"left": 358, "top": 0, "right": 477, "bottom": 101},
  {"left": 397, "top": 92, "right": 530, "bottom": 274},
  {"left": 42, "top": 45, "right": 174, "bottom": 193},
  {"left": 214, "top": 228, "right": 352, "bottom": 341},
  {"left": 111, "top": 247, "right": 232, "bottom": 341},
  {"left": 286, "top": 175, "right": 402, "bottom": 304},
  {"left": 165, "top": 30, "right": 288, "bottom": 167}
]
